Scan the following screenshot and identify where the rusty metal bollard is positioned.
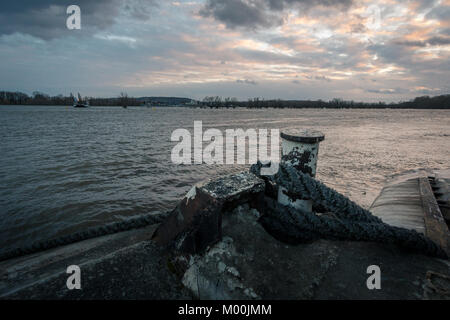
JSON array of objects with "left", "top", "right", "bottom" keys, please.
[{"left": 278, "top": 129, "right": 325, "bottom": 212}]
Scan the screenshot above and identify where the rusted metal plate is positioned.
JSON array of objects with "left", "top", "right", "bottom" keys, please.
[
  {"left": 151, "top": 187, "right": 221, "bottom": 251},
  {"left": 151, "top": 171, "right": 265, "bottom": 254},
  {"left": 419, "top": 177, "right": 450, "bottom": 256}
]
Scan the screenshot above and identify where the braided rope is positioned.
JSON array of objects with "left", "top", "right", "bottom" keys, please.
[
  {"left": 2, "top": 162, "right": 446, "bottom": 262},
  {"left": 251, "top": 162, "right": 448, "bottom": 259},
  {"left": 0, "top": 212, "right": 168, "bottom": 262}
]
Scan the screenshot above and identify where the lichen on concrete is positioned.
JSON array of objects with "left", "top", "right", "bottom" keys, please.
[
  {"left": 178, "top": 204, "right": 450, "bottom": 300},
  {"left": 200, "top": 172, "right": 265, "bottom": 201}
]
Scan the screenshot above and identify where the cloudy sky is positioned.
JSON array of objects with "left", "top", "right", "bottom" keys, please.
[{"left": 0, "top": 0, "right": 449, "bottom": 102}]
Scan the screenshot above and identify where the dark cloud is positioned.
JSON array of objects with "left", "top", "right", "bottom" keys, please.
[
  {"left": 428, "top": 36, "right": 450, "bottom": 45},
  {"left": 199, "top": 0, "right": 282, "bottom": 29},
  {"left": 441, "top": 28, "right": 450, "bottom": 36},
  {"left": 368, "top": 40, "right": 450, "bottom": 92},
  {"left": 124, "top": 0, "right": 159, "bottom": 21},
  {"left": 426, "top": 4, "right": 450, "bottom": 21},
  {"left": 350, "top": 23, "right": 366, "bottom": 34},
  {"left": 200, "top": 0, "right": 353, "bottom": 29},
  {"left": 236, "top": 79, "right": 258, "bottom": 85},
  {"left": 393, "top": 40, "right": 426, "bottom": 47},
  {"left": 393, "top": 36, "right": 450, "bottom": 47},
  {"left": 0, "top": 0, "right": 157, "bottom": 40},
  {"left": 367, "top": 43, "right": 414, "bottom": 69},
  {"left": 314, "top": 75, "right": 331, "bottom": 82}
]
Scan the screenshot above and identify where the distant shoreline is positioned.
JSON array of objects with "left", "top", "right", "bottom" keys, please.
[
  {"left": 1, "top": 91, "right": 449, "bottom": 109},
  {"left": 1, "top": 104, "right": 450, "bottom": 110}
]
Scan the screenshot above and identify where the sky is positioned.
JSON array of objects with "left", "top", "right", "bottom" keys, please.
[{"left": 0, "top": 0, "right": 449, "bottom": 102}]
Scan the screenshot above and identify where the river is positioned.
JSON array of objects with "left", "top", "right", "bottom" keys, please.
[{"left": 1, "top": 105, "right": 449, "bottom": 253}]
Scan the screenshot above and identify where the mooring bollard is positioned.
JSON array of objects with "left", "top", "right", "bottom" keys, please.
[{"left": 278, "top": 129, "right": 325, "bottom": 212}]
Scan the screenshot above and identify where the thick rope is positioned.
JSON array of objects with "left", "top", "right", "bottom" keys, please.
[
  {"left": 2, "top": 162, "right": 446, "bottom": 262},
  {"left": 251, "top": 162, "right": 448, "bottom": 259},
  {"left": 0, "top": 212, "right": 168, "bottom": 262}
]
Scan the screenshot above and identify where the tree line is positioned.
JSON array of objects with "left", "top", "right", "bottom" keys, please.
[
  {"left": 1, "top": 90, "right": 449, "bottom": 109},
  {"left": 201, "top": 95, "right": 450, "bottom": 109},
  {"left": 0, "top": 91, "right": 141, "bottom": 106}
]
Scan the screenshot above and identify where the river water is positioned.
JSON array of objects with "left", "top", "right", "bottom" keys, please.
[{"left": 0, "top": 105, "right": 449, "bottom": 252}]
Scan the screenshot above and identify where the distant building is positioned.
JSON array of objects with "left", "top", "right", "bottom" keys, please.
[{"left": 185, "top": 99, "right": 199, "bottom": 106}]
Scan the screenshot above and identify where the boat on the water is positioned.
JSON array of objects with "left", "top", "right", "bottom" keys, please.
[
  {"left": 73, "top": 103, "right": 89, "bottom": 108},
  {"left": 72, "top": 92, "right": 89, "bottom": 108}
]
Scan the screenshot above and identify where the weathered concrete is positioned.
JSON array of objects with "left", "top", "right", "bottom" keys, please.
[
  {"left": 199, "top": 171, "right": 265, "bottom": 203},
  {"left": 1, "top": 168, "right": 450, "bottom": 300},
  {"left": 0, "top": 224, "right": 192, "bottom": 299},
  {"left": 180, "top": 204, "right": 450, "bottom": 300},
  {"left": 152, "top": 171, "right": 264, "bottom": 254},
  {"left": 3, "top": 202, "right": 448, "bottom": 300}
]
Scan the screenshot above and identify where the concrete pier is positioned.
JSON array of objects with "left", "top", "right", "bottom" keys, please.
[
  {"left": 0, "top": 167, "right": 449, "bottom": 299},
  {"left": 371, "top": 169, "right": 450, "bottom": 256},
  {"left": 278, "top": 129, "right": 325, "bottom": 212}
]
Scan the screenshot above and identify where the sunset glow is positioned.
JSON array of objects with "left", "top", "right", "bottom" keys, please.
[{"left": 0, "top": 0, "right": 449, "bottom": 101}]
